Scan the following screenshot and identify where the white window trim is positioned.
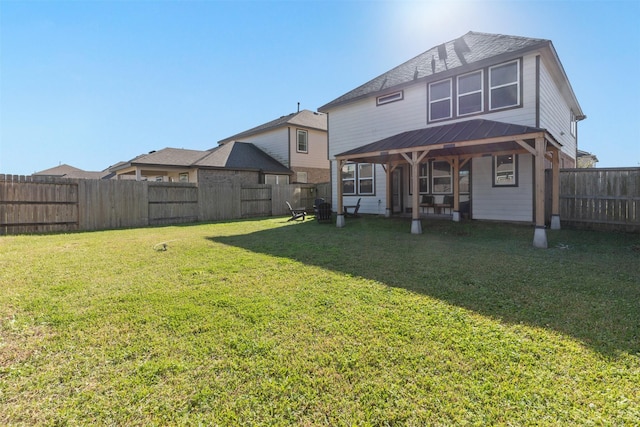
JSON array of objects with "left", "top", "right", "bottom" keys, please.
[
  {"left": 342, "top": 163, "right": 356, "bottom": 195},
  {"left": 489, "top": 60, "right": 520, "bottom": 111},
  {"left": 419, "top": 162, "right": 429, "bottom": 194},
  {"left": 457, "top": 70, "right": 484, "bottom": 116},
  {"left": 570, "top": 110, "right": 577, "bottom": 137},
  {"left": 493, "top": 154, "right": 518, "bottom": 187},
  {"left": 431, "top": 161, "right": 452, "bottom": 194},
  {"left": 377, "top": 90, "right": 404, "bottom": 106},
  {"left": 296, "top": 129, "right": 308, "bottom": 153},
  {"left": 357, "top": 163, "right": 375, "bottom": 195},
  {"left": 428, "top": 78, "right": 452, "bottom": 121},
  {"left": 342, "top": 162, "right": 375, "bottom": 196}
]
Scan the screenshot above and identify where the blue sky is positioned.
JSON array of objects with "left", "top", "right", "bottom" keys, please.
[{"left": 1, "top": 0, "right": 639, "bottom": 175}]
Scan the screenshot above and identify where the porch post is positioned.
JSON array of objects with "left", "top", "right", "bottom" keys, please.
[
  {"left": 385, "top": 162, "right": 392, "bottom": 218},
  {"left": 550, "top": 148, "right": 561, "bottom": 230},
  {"left": 336, "top": 160, "right": 345, "bottom": 228},
  {"left": 533, "top": 137, "right": 548, "bottom": 248},
  {"left": 410, "top": 152, "right": 422, "bottom": 234},
  {"left": 451, "top": 157, "right": 460, "bottom": 222}
]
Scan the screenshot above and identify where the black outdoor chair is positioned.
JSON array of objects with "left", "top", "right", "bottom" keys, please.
[
  {"left": 343, "top": 198, "right": 361, "bottom": 217},
  {"left": 286, "top": 201, "right": 306, "bottom": 221},
  {"left": 419, "top": 195, "right": 434, "bottom": 214},
  {"left": 315, "top": 202, "right": 332, "bottom": 223},
  {"left": 437, "top": 195, "right": 453, "bottom": 215},
  {"left": 313, "top": 198, "right": 324, "bottom": 215}
]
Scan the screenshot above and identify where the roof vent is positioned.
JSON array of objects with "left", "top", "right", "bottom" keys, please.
[{"left": 437, "top": 44, "right": 447, "bottom": 60}]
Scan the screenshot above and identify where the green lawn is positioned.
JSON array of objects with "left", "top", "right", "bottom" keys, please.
[{"left": 1, "top": 216, "right": 638, "bottom": 425}]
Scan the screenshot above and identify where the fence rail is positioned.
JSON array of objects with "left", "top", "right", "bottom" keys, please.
[{"left": 0, "top": 175, "right": 328, "bottom": 235}]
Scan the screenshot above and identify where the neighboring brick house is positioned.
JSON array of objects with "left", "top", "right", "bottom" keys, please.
[
  {"left": 318, "top": 31, "right": 586, "bottom": 248},
  {"left": 109, "top": 143, "right": 292, "bottom": 184},
  {"left": 217, "top": 109, "right": 329, "bottom": 184}
]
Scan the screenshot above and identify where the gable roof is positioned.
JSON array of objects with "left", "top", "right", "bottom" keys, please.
[
  {"left": 196, "top": 141, "right": 292, "bottom": 175},
  {"left": 336, "top": 119, "right": 557, "bottom": 162},
  {"left": 217, "top": 109, "right": 327, "bottom": 145},
  {"left": 319, "top": 31, "right": 551, "bottom": 110},
  {"left": 34, "top": 164, "right": 113, "bottom": 179},
  {"left": 124, "top": 147, "right": 210, "bottom": 167}
]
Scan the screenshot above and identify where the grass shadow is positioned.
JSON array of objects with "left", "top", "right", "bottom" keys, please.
[{"left": 209, "top": 215, "right": 640, "bottom": 357}]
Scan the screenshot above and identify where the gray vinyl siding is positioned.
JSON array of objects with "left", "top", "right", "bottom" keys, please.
[
  {"left": 238, "top": 128, "right": 290, "bottom": 167},
  {"left": 539, "top": 58, "right": 577, "bottom": 159},
  {"left": 328, "top": 84, "right": 428, "bottom": 159},
  {"left": 471, "top": 155, "right": 533, "bottom": 222}
]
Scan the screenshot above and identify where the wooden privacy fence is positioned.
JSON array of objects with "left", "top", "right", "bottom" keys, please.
[
  {"left": 0, "top": 175, "right": 325, "bottom": 235},
  {"left": 546, "top": 168, "right": 639, "bottom": 232}
]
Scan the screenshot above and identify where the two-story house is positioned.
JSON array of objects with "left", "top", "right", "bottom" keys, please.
[
  {"left": 318, "top": 31, "right": 585, "bottom": 248},
  {"left": 217, "top": 109, "right": 329, "bottom": 184}
]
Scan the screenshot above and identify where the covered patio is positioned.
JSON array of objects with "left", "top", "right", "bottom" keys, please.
[{"left": 334, "top": 119, "right": 562, "bottom": 248}]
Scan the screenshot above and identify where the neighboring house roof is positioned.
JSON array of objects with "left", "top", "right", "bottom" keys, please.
[
  {"left": 319, "top": 31, "right": 578, "bottom": 112},
  {"left": 577, "top": 149, "right": 599, "bottom": 160},
  {"left": 217, "top": 109, "right": 327, "bottom": 145},
  {"left": 336, "top": 119, "right": 554, "bottom": 161},
  {"left": 196, "top": 141, "right": 292, "bottom": 175},
  {"left": 112, "top": 148, "right": 210, "bottom": 170},
  {"left": 110, "top": 144, "right": 291, "bottom": 175},
  {"left": 34, "top": 164, "right": 113, "bottom": 179}
]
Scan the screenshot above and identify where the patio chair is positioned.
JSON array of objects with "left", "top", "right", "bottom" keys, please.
[
  {"left": 344, "top": 198, "right": 361, "bottom": 217},
  {"left": 315, "top": 202, "right": 332, "bottom": 223},
  {"left": 419, "top": 195, "right": 434, "bottom": 214},
  {"left": 286, "top": 201, "right": 306, "bottom": 221},
  {"left": 313, "top": 198, "right": 325, "bottom": 216},
  {"left": 437, "top": 195, "right": 453, "bottom": 215}
]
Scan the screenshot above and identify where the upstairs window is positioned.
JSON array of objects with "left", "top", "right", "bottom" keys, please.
[
  {"left": 570, "top": 110, "right": 577, "bottom": 137},
  {"left": 457, "top": 70, "right": 483, "bottom": 115},
  {"left": 429, "top": 79, "right": 452, "bottom": 121},
  {"left": 489, "top": 61, "right": 520, "bottom": 110},
  {"left": 493, "top": 154, "right": 518, "bottom": 186},
  {"left": 297, "top": 129, "right": 308, "bottom": 153}
]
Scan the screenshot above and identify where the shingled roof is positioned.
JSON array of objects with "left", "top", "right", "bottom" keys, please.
[
  {"left": 319, "top": 31, "right": 550, "bottom": 110},
  {"left": 123, "top": 148, "right": 210, "bottom": 167},
  {"left": 196, "top": 142, "right": 292, "bottom": 175},
  {"left": 34, "top": 164, "right": 113, "bottom": 179},
  {"left": 217, "top": 109, "right": 327, "bottom": 145}
]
